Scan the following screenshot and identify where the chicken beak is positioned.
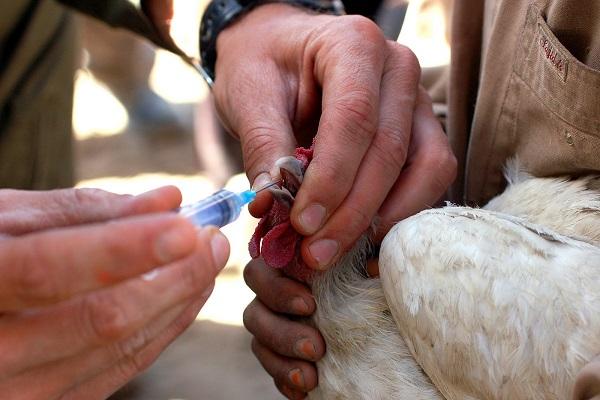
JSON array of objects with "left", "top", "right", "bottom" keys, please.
[
  {"left": 272, "top": 156, "right": 304, "bottom": 197},
  {"left": 266, "top": 156, "right": 305, "bottom": 207}
]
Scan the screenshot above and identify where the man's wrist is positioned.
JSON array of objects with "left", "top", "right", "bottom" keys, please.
[{"left": 199, "top": 0, "right": 344, "bottom": 85}]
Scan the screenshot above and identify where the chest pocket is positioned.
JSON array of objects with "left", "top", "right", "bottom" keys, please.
[{"left": 495, "top": 4, "right": 600, "bottom": 181}]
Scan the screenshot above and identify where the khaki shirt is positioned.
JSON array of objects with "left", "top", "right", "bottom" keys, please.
[
  {"left": 445, "top": 2, "right": 600, "bottom": 397},
  {"left": 1, "top": 1, "right": 598, "bottom": 396},
  {"left": 0, "top": 0, "right": 178, "bottom": 189},
  {"left": 448, "top": 0, "right": 600, "bottom": 206},
  {"left": 0, "top": 1, "right": 76, "bottom": 189}
]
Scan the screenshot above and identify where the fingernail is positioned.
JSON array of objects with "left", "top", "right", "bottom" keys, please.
[
  {"left": 209, "top": 229, "right": 230, "bottom": 270},
  {"left": 155, "top": 224, "right": 194, "bottom": 263},
  {"left": 295, "top": 338, "right": 317, "bottom": 360},
  {"left": 291, "top": 297, "right": 310, "bottom": 314},
  {"left": 252, "top": 172, "right": 273, "bottom": 191},
  {"left": 298, "top": 204, "right": 326, "bottom": 234},
  {"left": 308, "top": 239, "right": 339, "bottom": 269},
  {"left": 288, "top": 368, "right": 306, "bottom": 390},
  {"left": 279, "top": 384, "right": 297, "bottom": 399}
]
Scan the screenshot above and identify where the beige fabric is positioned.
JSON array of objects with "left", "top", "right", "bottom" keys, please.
[
  {"left": 0, "top": 0, "right": 76, "bottom": 189},
  {"left": 443, "top": 1, "right": 600, "bottom": 396},
  {"left": 57, "top": 0, "right": 179, "bottom": 54},
  {"left": 80, "top": 15, "right": 156, "bottom": 107},
  {"left": 0, "top": 0, "right": 180, "bottom": 190},
  {"left": 448, "top": 0, "right": 600, "bottom": 206}
]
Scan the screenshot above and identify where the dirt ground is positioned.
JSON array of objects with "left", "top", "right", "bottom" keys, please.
[{"left": 110, "top": 322, "right": 282, "bottom": 400}]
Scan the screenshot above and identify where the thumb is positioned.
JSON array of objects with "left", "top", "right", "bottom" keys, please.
[
  {"left": 242, "top": 120, "right": 297, "bottom": 191},
  {"left": 213, "top": 70, "right": 297, "bottom": 189}
]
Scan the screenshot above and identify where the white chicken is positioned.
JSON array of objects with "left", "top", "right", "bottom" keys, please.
[{"left": 250, "top": 155, "right": 600, "bottom": 400}]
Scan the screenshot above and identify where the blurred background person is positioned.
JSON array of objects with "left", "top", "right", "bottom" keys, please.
[{"left": 80, "top": 17, "right": 181, "bottom": 135}]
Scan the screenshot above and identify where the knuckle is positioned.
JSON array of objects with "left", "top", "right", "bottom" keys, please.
[
  {"left": 385, "top": 42, "right": 421, "bottom": 88},
  {"left": 417, "top": 85, "right": 434, "bottom": 106},
  {"left": 431, "top": 142, "right": 456, "bottom": 175},
  {"left": 242, "top": 299, "right": 259, "bottom": 332},
  {"left": 342, "top": 204, "right": 373, "bottom": 243},
  {"left": 426, "top": 143, "right": 458, "bottom": 193},
  {"left": 371, "top": 131, "right": 408, "bottom": 172},
  {"left": 244, "top": 303, "right": 283, "bottom": 348},
  {"left": 273, "top": 290, "right": 295, "bottom": 313},
  {"left": 71, "top": 188, "right": 121, "bottom": 214},
  {"left": 438, "top": 152, "right": 458, "bottom": 189},
  {"left": 116, "top": 328, "right": 150, "bottom": 359},
  {"left": 251, "top": 338, "right": 272, "bottom": 369},
  {"left": 442, "top": 149, "right": 458, "bottom": 180},
  {"left": 114, "top": 360, "right": 138, "bottom": 382},
  {"left": 117, "top": 351, "right": 153, "bottom": 381},
  {"left": 392, "top": 43, "right": 421, "bottom": 78},
  {"left": 241, "top": 126, "right": 284, "bottom": 176},
  {"left": 178, "top": 257, "right": 211, "bottom": 296},
  {"left": 100, "top": 226, "right": 134, "bottom": 260},
  {"left": 250, "top": 337, "right": 260, "bottom": 357},
  {"left": 72, "top": 188, "right": 110, "bottom": 206},
  {"left": 342, "top": 15, "right": 384, "bottom": 46},
  {"left": 174, "top": 305, "right": 200, "bottom": 332},
  {"left": 15, "top": 241, "right": 58, "bottom": 303},
  {"left": 307, "top": 158, "right": 353, "bottom": 200},
  {"left": 242, "top": 262, "right": 258, "bottom": 288},
  {"left": 82, "top": 294, "right": 129, "bottom": 342},
  {"left": 331, "top": 92, "right": 378, "bottom": 138},
  {"left": 61, "top": 188, "right": 129, "bottom": 223}
]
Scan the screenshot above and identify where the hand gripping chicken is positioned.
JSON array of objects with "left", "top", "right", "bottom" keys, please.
[{"left": 249, "top": 145, "right": 600, "bottom": 400}]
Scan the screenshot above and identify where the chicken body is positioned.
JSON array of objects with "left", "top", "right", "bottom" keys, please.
[{"left": 308, "top": 170, "right": 600, "bottom": 399}]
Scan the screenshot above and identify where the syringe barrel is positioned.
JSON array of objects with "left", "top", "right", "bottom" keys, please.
[{"left": 179, "top": 189, "right": 243, "bottom": 228}]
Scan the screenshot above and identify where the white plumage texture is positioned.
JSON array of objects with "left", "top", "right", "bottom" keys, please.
[{"left": 307, "top": 170, "right": 600, "bottom": 399}]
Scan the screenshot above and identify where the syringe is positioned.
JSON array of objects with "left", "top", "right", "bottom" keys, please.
[{"left": 178, "top": 182, "right": 278, "bottom": 228}]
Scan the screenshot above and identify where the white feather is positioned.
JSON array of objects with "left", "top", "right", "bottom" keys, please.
[{"left": 291, "top": 167, "right": 600, "bottom": 399}]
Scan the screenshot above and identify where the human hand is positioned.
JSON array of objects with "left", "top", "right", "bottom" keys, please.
[
  {"left": 0, "top": 187, "right": 229, "bottom": 399},
  {"left": 243, "top": 258, "right": 324, "bottom": 400},
  {"left": 572, "top": 356, "right": 600, "bottom": 400},
  {"left": 214, "top": 4, "right": 456, "bottom": 270},
  {"left": 142, "top": 0, "right": 174, "bottom": 43}
]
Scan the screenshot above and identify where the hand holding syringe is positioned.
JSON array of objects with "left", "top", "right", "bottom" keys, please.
[{"left": 178, "top": 182, "right": 279, "bottom": 228}]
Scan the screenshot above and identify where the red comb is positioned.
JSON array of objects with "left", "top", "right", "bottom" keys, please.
[{"left": 248, "top": 142, "right": 315, "bottom": 283}]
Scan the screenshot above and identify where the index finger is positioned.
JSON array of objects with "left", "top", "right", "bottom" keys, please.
[
  {"left": 0, "top": 213, "right": 197, "bottom": 311},
  {"left": 291, "top": 17, "right": 386, "bottom": 236},
  {"left": 0, "top": 186, "right": 182, "bottom": 236},
  {"left": 212, "top": 60, "right": 297, "bottom": 189}
]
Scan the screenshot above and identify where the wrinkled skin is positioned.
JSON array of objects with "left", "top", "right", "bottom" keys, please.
[
  {"left": 216, "top": 9, "right": 457, "bottom": 396},
  {"left": 142, "top": 2, "right": 599, "bottom": 398},
  {"left": 241, "top": 58, "right": 455, "bottom": 396},
  {"left": 0, "top": 187, "right": 229, "bottom": 399},
  {"left": 215, "top": 4, "right": 457, "bottom": 272}
]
